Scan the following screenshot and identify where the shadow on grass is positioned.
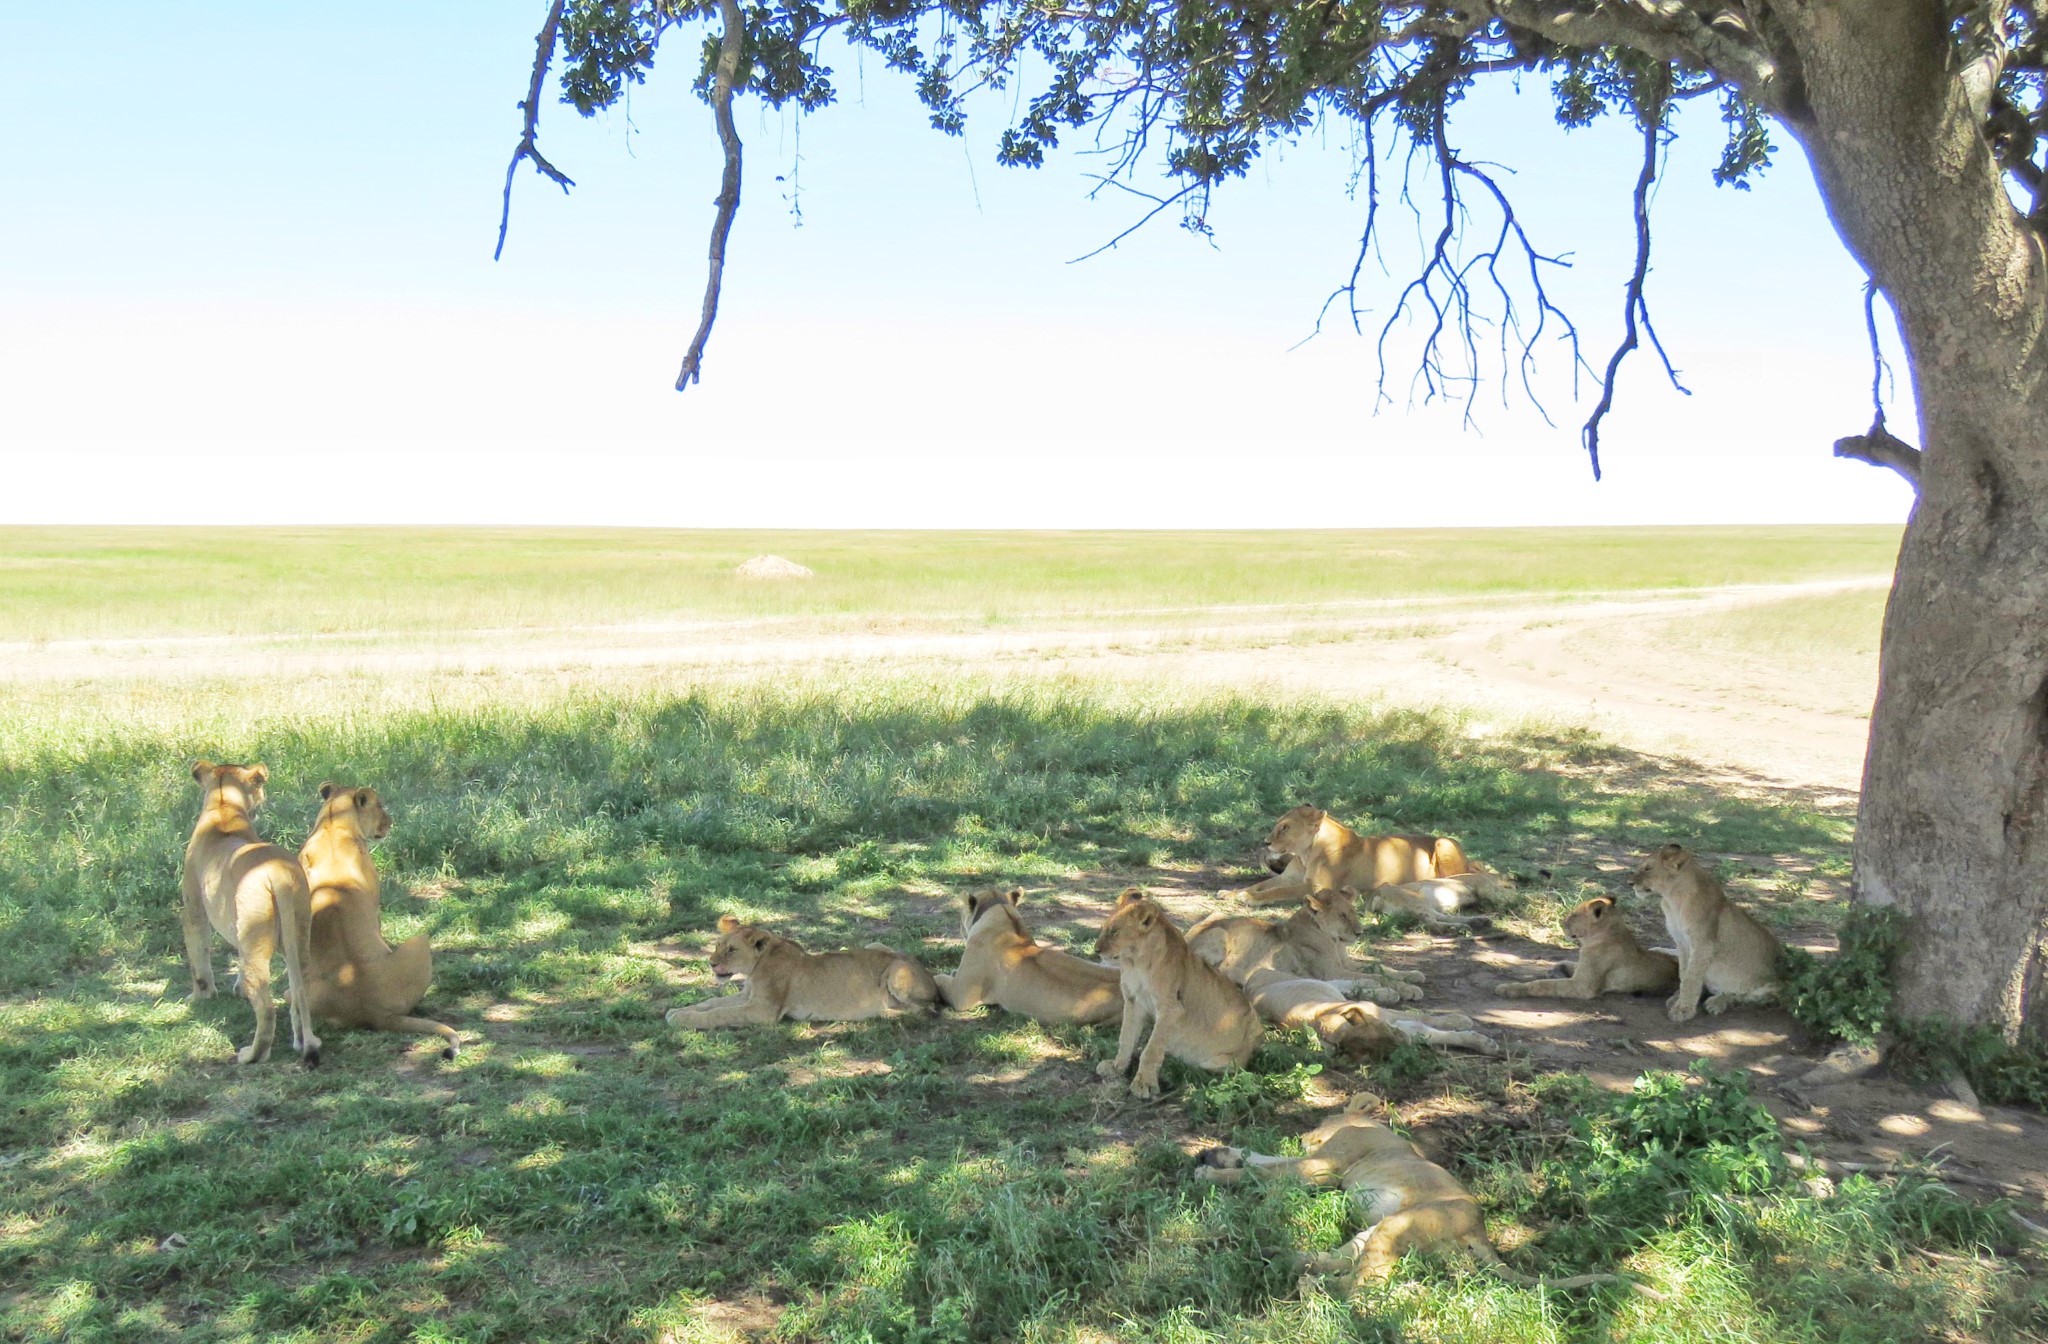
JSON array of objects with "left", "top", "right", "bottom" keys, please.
[{"left": 2, "top": 680, "right": 1919, "bottom": 1343}]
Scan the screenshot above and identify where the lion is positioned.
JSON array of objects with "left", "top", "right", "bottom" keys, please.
[
  {"left": 1367, "top": 873, "right": 1506, "bottom": 929},
  {"left": 1188, "top": 890, "right": 1424, "bottom": 1004},
  {"left": 1630, "top": 844, "right": 1781, "bottom": 1022},
  {"left": 299, "top": 784, "right": 460, "bottom": 1058},
  {"left": 1242, "top": 969, "right": 1501, "bottom": 1057},
  {"left": 935, "top": 887, "right": 1122, "bottom": 1025},
  {"left": 1497, "top": 896, "right": 1679, "bottom": 1001},
  {"left": 1092, "top": 890, "right": 1262, "bottom": 1098},
  {"left": 1234, "top": 806, "right": 1495, "bottom": 907},
  {"left": 665, "top": 915, "right": 942, "bottom": 1028},
  {"left": 1196, "top": 1093, "right": 1636, "bottom": 1292},
  {"left": 180, "top": 761, "right": 321, "bottom": 1067}
]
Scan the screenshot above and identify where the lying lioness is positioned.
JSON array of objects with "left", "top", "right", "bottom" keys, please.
[
  {"left": 1234, "top": 806, "right": 1489, "bottom": 906},
  {"left": 301, "top": 784, "right": 460, "bottom": 1058},
  {"left": 1188, "top": 890, "right": 1420, "bottom": 1002},
  {"left": 1631, "top": 844, "right": 1780, "bottom": 1022},
  {"left": 1368, "top": 873, "right": 1505, "bottom": 929},
  {"left": 1242, "top": 969, "right": 1500, "bottom": 1057},
  {"left": 665, "top": 915, "right": 941, "bottom": 1028},
  {"left": 181, "top": 761, "right": 322, "bottom": 1066},
  {"left": 936, "top": 887, "right": 1122, "bottom": 1025},
  {"left": 1197, "top": 1093, "right": 1634, "bottom": 1291},
  {"left": 1498, "top": 897, "right": 1678, "bottom": 1001},
  {"left": 1093, "top": 890, "right": 1261, "bottom": 1098}
]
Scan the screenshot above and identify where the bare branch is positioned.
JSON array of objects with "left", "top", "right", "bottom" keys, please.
[
  {"left": 676, "top": 0, "right": 748, "bottom": 391},
  {"left": 495, "top": 0, "right": 575, "bottom": 263},
  {"left": 1583, "top": 105, "right": 1686, "bottom": 480},
  {"left": 1833, "top": 424, "right": 1923, "bottom": 485}
]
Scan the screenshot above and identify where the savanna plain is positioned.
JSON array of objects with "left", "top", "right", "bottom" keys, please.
[{"left": 3, "top": 526, "right": 2043, "bottom": 1344}]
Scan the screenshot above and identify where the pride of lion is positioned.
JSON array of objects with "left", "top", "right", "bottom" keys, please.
[{"left": 174, "top": 772, "right": 1789, "bottom": 1296}]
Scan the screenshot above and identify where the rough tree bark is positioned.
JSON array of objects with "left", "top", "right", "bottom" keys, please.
[{"left": 1779, "top": 1, "right": 2048, "bottom": 1038}]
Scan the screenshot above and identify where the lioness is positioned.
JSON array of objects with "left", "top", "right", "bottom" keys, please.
[
  {"left": 1242, "top": 969, "right": 1501, "bottom": 1056},
  {"left": 1196, "top": 1093, "right": 1634, "bottom": 1292},
  {"left": 1368, "top": 873, "right": 1504, "bottom": 929},
  {"left": 1188, "top": 890, "right": 1425, "bottom": 1005},
  {"left": 300, "top": 784, "right": 460, "bottom": 1058},
  {"left": 665, "top": 915, "right": 941, "bottom": 1028},
  {"left": 1498, "top": 897, "right": 1678, "bottom": 1001},
  {"left": 1234, "top": 806, "right": 1490, "bottom": 906},
  {"left": 936, "top": 887, "right": 1122, "bottom": 1025},
  {"left": 1092, "top": 890, "right": 1262, "bottom": 1098},
  {"left": 1632, "top": 844, "right": 1781, "bottom": 1023},
  {"left": 181, "top": 761, "right": 321, "bottom": 1067}
]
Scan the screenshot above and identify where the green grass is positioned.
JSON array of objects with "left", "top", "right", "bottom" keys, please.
[
  {"left": 0, "top": 526, "right": 1901, "bottom": 641},
  {"left": 3, "top": 671, "right": 2039, "bottom": 1343}
]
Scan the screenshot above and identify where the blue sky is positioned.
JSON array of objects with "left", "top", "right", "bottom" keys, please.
[{"left": 1, "top": 3, "right": 1915, "bottom": 526}]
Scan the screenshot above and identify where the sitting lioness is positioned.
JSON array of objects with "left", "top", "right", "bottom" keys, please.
[
  {"left": 1242, "top": 969, "right": 1500, "bottom": 1057},
  {"left": 1196, "top": 1093, "right": 1633, "bottom": 1292},
  {"left": 1234, "top": 806, "right": 1491, "bottom": 907},
  {"left": 300, "top": 784, "right": 460, "bottom": 1058},
  {"left": 181, "top": 761, "right": 322, "bottom": 1067},
  {"left": 936, "top": 887, "right": 1122, "bottom": 1025},
  {"left": 1092, "top": 890, "right": 1262, "bottom": 1098},
  {"left": 1188, "top": 891, "right": 1424, "bottom": 1004},
  {"left": 1632, "top": 844, "right": 1781, "bottom": 1023},
  {"left": 1498, "top": 897, "right": 1678, "bottom": 1001},
  {"left": 665, "top": 915, "right": 941, "bottom": 1028}
]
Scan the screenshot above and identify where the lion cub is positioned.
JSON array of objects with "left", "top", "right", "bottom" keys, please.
[
  {"left": 1498, "top": 897, "right": 1678, "bottom": 1001},
  {"left": 1196, "top": 1093, "right": 1632, "bottom": 1292},
  {"left": 181, "top": 762, "right": 321, "bottom": 1067},
  {"left": 666, "top": 915, "right": 941, "bottom": 1028},
  {"left": 936, "top": 887, "right": 1122, "bottom": 1026},
  {"left": 1632, "top": 844, "right": 1781, "bottom": 1022},
  {"left": 1234, "top": 805, "right": 1490, "bottom": 907},
  {"left": 300, "top": 784, "right": 460, "bottom": 1058},
  {"left": 1241, "top": 969, "right": 1500, "bottom": 1057},
  {"left": 1092, "top": 890, "right": 1262, "bottom": 1098},
  {"left": 1188, "top": 890, "right": 1424, "bottom": 1004}
]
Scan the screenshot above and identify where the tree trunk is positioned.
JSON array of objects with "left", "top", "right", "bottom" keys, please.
[{"left": 1779, "top": 3, "right": 2048, "bottom": 1037}]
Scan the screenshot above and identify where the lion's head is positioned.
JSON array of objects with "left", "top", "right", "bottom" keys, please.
[
  {"left": 1561, "top": 896, "right": 1618, "bottom": 943},
  {"left": 1303, "top": 888, "right": 1364, "bottom": 943},
  {"left": 1094, "top": 888, "right": 1172, "bottom": 964},
  {"left": 1261, "top": 805, "right": 1326, "bottom": 869},
  {"left": 191, "top": 759, "right": 268, "bottom": 811},
  {"left": 961, "top": 886, "right": 1027, "bottom": 937},
  {"left": 316, "top": 782, "right": 392, "bottom": 841},
  {"left": 1630, "top": 843, "right": 1699, "bottom": 897},
  {"left": 709, "top": 913, "right": 779, "bottom": 981}
]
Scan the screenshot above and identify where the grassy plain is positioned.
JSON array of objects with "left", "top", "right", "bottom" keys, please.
[
  {"left": 0, "top": 525, "right": 1900, "bottom": 640},
  {"left": 4, "top": 526, "right": 2039, "bottom": 1344}
]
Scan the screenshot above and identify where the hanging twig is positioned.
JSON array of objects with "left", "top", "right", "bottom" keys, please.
[
  {"left": 1583, "top": 104, "right": 1688, "bottom": 481},
  {"left": 676, "top": 0, "right": 748, "bottom": 390},
  {"left": 1831, "top": 280, "right": 1923, "bottom": 487},
  {"left": 495, "top": 0, "right": 575, "bottom": 262}
]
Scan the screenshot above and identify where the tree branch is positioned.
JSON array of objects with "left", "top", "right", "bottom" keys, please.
[
  {"left": 495, "top": 0, "right": 575, "bottom": 263},
  {"left": 1833, "top": 423, "right": 1923, "bottom": 486},
  {"left": 1583, "top": 102, "right": 1686, "bottom": 480},
  {"left": 676, "top": 0, "right": 748, "bottom": 391},
  {"left": 1491, "top": 0, "right": 1798, "bottom": 116}
]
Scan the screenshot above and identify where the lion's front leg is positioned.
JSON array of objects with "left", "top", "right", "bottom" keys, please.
[
  {"left": 666, "top": 985, "right": 779, "bottom": 1029},
  {"left": 1098, "top": 990, "right": 1149, "bottom": 1082}
]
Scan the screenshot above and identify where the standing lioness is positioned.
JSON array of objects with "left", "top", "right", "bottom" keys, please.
[
  {"left": 301, "top": 784, "right": 460, "bottom": 1058},
  {"left": 1233, "top": 806, "right": 1490, "bottom": 906},
  {"left": 1632, "top": 844, "right": 1780, "bottom": 1023},
  {"left": 181, "top": 761, "right": 321, "bottom": 1067},
  {"left": 1093, "top": 890, "right": 1261, "bottom": 1098},
  {"left": 936, "top": 887, "right": 1122, "bottom": 1025},
  {"left": 666, "top": 915, "right": 941, "bottom": 1028}
]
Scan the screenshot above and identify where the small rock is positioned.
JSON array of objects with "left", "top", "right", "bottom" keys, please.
[
  {"left": 734, "top": 555, "right": 814, "bottom": 580},
  {"left": 1794, "top": 1036, "right": 1890, "bottom": 1089},
  {"left": 1947, "top": 1074, "right": 1980, "bottom": 1108},
  {"left": 1801, "top": 1175, "right": 1837, "bottom": 1199}
]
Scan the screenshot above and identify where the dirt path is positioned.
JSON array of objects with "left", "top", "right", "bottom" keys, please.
[{"left": 2, "top": 575, "right": 1885, "bottom": 793}]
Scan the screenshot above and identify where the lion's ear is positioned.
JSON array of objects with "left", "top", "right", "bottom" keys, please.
[
  {"left": 248, "top": 764, "right": 269, "bottom": 786},
  {"left": 1589, "top": 897, "right": 1612, "bottom": 916},
  {"left": 716, "top": 913, "right": 742, "bottom": 933},
  {"left": 1658, "top": 842, "right": 1685, "bottom": 859},
  {"left": 318, "top": 782, "right": 337, "bottom": 801},
  {"left": 1008, "top": 887, "right": 1025, "bottom": 903},
  {"left": 1134, "top": 909, "right": 1157, "bottom": 930},
  {"left": 354, "top": 789, "right": 372, "bottom": 809},
  {"left": 1116, "top": 887, "right": 1144, "bottom": 907},
  {"left": 752, "top": 935, "right": 768, "bottom": 951},
  {"left": 191, "top": 760, "right": 214, "bottom": 782}
]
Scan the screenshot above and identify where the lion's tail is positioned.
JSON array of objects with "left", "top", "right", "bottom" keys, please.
[
  {"left": 274, "top": 865, "right": 323, "bottom": 1068},
  {"left": 1463, "top": 1236, "right": 1655, "bottom": 1295}
]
